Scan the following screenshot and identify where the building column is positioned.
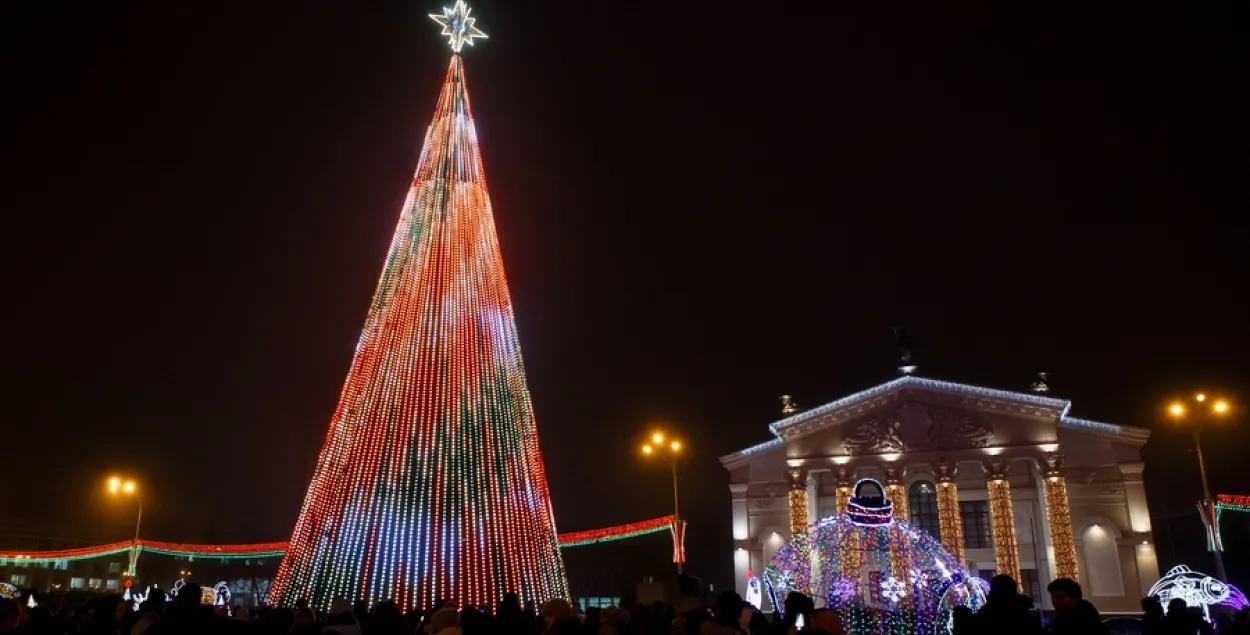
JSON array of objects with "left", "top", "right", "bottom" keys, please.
[
  {"left": 806, "top": 472, "right": 820, "bottom": 526},
  {"left": 1031, "top": 459, "right": 1056, "bottom": 610},
  {"left": 985, "top": 459, "right": 1021, "bottom": 585},
  {"left": 1042, "top": 454, "right": 1080, "bottom": 582},
  {"left": 834, "top": 467, "right": 853, "bottom": 514},
  {"left": 730, "top": 484, "right": 750, "bottom": 596},
  {"left": 884, "top": 464, "right": 909, "bottom": 521},
  {"left": 788, "top": 467, "right": 809, "bottom": 538},
  {"left": 935, "top": 459, "right": 966, "bottom": 565},
  {"left": 1120, "top": 462, "right": 1159, "bottom": 595}
]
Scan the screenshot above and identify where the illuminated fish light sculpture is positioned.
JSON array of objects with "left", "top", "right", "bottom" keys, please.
[
  {"left": 1148, "top": 565, "right": 1230, "bottom": 622},
  {"left": 1220, "top": 583, "right": 1248, "bottom": 611}
]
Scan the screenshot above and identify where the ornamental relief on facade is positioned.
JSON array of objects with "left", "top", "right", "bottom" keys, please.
[
  {"left": 1070, "top": 482, "right": 1126, "bottom": 499},
  {"left": 747, "top": 498, "right": 785, "bottom": 513},
  {"left": 841, "top": 403, "right": 993, "bottom": 455}
]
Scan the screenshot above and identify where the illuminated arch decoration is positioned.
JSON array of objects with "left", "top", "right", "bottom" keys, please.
[
  {"left": 1198, "top": 494, "right": 1250, "bottom": 552},
  {"left": 1148, "top": 565, "right": 1230, "bottom": 622},
  {"left": 763, "top": 479, "right": 985, "bottom": 635}
]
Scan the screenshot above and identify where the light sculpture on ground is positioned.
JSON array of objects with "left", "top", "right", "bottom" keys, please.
[
  {"left": 1148, "top": 565, "right": 1230, "bottom": 622},
  {"left": 268, "top": 2, "right": 568, "bottom": 611},
  {"left": 764, "top": 479, "right": 985, "bottom": 635},
  {"left": 745, "top": 571, "right": 762, "bottom": 609},
  {"left": 213, "top": 581, "right": 231, "bottom": 606}
]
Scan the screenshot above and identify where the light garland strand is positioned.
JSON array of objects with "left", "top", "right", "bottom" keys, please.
[
  {"left": 987, "top": 476, "right": 1021, "bottom": 585},
  {"left": 936, "top": 481, "right": 965, "bottom": 566},
  {"left": 836, "top": 486, "right": 853, "bottom": 514},
  {"left": 789, "top": 469, "right": 810, "bottom": 539},
  {"left": 0, "top": 517, "right": 677, "bottom": 568},
  {"left": 885, "top": 483, "right": 909, "bottom": 521},
  {"left": 1042, "top": 455, "right": 1079, "bottom": 582}
]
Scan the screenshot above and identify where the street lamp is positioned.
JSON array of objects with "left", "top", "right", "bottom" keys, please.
[
  {"left": 1167, "top": 393, "right": 1235, "bottom": 582},
  {"left": 642, "top": 431, "right": 684, "bottom": 573},
  {"left": 107, "top": 476, "right": 143, "bottom": 577}
]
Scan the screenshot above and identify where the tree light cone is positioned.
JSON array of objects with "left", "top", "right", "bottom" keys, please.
[{"left": 270, "top": 55, "right": 568, "bottom": 611}]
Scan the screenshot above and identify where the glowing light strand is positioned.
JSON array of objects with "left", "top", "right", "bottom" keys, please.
[
  {"left": 1042, "top": 456, "right": 1079, "bottom": 581},
  {"left": 935, "top": 481, "right": 965, "bottom": 566},
  {"left": 0, "top": 518, "right": 675, "bottom": 567},
  {"left": 987, "top": 476, "right": 1021, "bottom": 586}
]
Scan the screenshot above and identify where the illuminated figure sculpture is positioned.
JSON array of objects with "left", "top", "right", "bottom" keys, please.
[
  {"left": 745, "top": 571, "right": 762, "bottom": 609},
  {"left": 764, "top": 479, "right": 985, "bottom": 635}
]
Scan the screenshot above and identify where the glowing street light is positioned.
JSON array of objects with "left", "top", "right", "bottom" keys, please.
[
  {"left": 1166, "top": 393, "right": 1236, "bottom": 581},
  {"left": 642, "top": 430, "right": 685, "bottom": 574},
  {"left": 107, "top": 475, "right": 143, "bottom": 577}
]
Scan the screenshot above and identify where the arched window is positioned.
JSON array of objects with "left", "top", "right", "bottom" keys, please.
[
  {"left": 1082, "top": 523, "right": 1124, "bottom": 597},
  {"left": 909, "top": 481, "right": 940, "bottom": 537}
]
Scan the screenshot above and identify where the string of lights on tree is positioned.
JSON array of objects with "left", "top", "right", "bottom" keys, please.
[{"left": 269, "top": 2, "right": 572, "bottom": 610}]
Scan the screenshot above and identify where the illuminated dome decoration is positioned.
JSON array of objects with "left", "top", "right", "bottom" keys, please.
[
  {"left": 1149, "top": 565, "right": 1230, "bottom": 622},
  {"left": 764, "top": 478, "right": 985, "bottom": 635},
  {"left": 0, "top": 582, "right": 16, "bottom": 599}
]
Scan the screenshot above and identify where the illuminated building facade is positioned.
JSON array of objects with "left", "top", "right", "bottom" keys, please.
[{"left": 721, "top": 376, "right": 1156, "bottom": 613}]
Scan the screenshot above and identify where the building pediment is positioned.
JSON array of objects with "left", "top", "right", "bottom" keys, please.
[
  {"left": 771, "top": 376, "right": 1069, "bottom": 441},
  {"left": 720, "top": 376, "right": 1147, "bottom": 468}
]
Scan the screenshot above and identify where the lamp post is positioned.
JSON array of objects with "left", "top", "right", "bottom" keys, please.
[
  {"left": 642, "top": 431, "right": 684, "bottom": 574},
  {"left": 108, "top": 476, "right": 143, "bottom": 577},
  {"left": 1167, "top": 393, "right": 1233, "bottom": 582}
]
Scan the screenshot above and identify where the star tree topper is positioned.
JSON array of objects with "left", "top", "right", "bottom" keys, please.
[{"left": 430, "top": 1, "right": 487, "bottom": 53}]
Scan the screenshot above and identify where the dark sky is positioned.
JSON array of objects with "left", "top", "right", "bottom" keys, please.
[{"left": 3, "top": 1, "right": 1247, "bottom": 587}]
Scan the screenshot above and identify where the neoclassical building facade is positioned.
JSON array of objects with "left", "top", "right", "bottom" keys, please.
[{"left": 720, "top": 376, "right": 1157, "bottom": 613}]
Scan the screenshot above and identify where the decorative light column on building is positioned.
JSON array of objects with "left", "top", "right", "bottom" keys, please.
[
  {"left": 1042, "top": 454, "right": 1080, "bottom": 581},
  {"left": 935, "top": 459, "right": 966, "bottom": 565},
  {"left": 834, "top": 467, "right": 854, "bottom": 513},
  {"left": 985, "top": 459, "right": 1021, "bottom": 585},
  {"left": 788, "top": 467, "right": 810, "bottom": 537},
  {"left": 884, "top": 464, "right": 909, "bottom": 520}
]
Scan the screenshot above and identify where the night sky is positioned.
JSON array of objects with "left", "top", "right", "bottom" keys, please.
[{"left": 4, "top": 1, "right": 1247, "bottom": 588}]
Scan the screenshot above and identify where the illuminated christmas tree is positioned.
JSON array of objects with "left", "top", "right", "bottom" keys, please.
[{"left": 270, "top": 2, "right": 569, "bottom": 611}]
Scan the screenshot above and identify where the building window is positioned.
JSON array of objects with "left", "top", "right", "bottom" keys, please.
[
  {"left": 1082, "top": 524, "right": 1124, "bottom": 597},
  {"left": 10, "top": 574, "right": 27, "bottom": 587},
  {"left": 54, "top": 560, "right": 68, "bottom": 571},
  {"left": 1020, "top": 568, "right": 1040, "bottom": 601},
  {"left": 106, "top": 580, "right": 119, "bottom": 591},
  {"left": 108, "top": 562, "right": 121, "bottom": 574},
  {"left": 961, "top": 501, "right": 992, "bottom": 549},
  {"left": 70, "top": 577, "right": 85, "bottom": 589},
  {"left": 577, "top": 597, "right": 621, "bottom": 610},
  {"left": 909, "top": 481, "right": 940, "bottom": 537},
  {"left": 89, "top": 578, "right": 102, "bottom": 589}
]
